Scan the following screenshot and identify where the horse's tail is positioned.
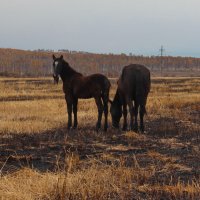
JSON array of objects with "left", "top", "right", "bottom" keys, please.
[
  {"left": 121, "top": 67, "right": 126, "bottom": 82},
  {"left": 135, "top": 70, "right": 148, "bottom": 115},
  {"left": 102, "top": 77, "right": 111, "bottom": 103},
  {"left": 147, "top": 71, "right": 151, "bottom": 94}
]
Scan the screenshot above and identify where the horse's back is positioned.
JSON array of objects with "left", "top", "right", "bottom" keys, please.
[
  {"left": 119, "top": 64, "right": 151, "bottom": 102},
  {"left": 86, "top": 73, "right": 111, "bottom": 90},
  {"left": 121, "top": 64, "right": 150, "bottom": 82},
  {"left": 70, "top": 73, "right": 110, "bottom": 99}
]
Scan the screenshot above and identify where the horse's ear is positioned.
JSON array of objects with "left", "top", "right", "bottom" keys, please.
[
  {"left": 108, "top": 99, "right": 113, "bottom": 104},
  {"left": 52, "top": 54, "right": 56, "bottom": 60},
  {"left": 60, "top": 55, "right": 63, "bottom": 60}
]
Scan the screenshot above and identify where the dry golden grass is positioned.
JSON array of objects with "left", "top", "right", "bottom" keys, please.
[{"left": 0, "top": 77, "right": 200, "bottom": 199}]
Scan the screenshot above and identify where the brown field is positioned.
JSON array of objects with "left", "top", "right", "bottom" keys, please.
[{"left": 0, "top": 77, "right": 200, "bottom": 200}]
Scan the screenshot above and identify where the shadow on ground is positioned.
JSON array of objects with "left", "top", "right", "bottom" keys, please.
[{"left": 0, "top": 117, "right": 200, "bottom": 184}]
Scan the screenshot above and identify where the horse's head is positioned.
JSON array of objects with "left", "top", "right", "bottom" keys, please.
[
  {"left": 109, "top": 100, "right": 122, "bottom": 128},
  {"left": 52, "top": 55, "right": 64, "bottom": 84}
]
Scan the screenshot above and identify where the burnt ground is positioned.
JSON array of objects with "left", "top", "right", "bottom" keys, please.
[
  {"left": 0, "top": 115, "right": 199, "bottom": 185},
  {"left": 0, "top": 77, "right": 200, "bottom": 198}
]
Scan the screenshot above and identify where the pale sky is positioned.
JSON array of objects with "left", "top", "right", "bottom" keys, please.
[{"left": 0, "top": 0, "right": 200, "bottom": 56}]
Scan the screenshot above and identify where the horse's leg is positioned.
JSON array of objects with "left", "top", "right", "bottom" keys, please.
[
  {"left": 65, "top": 94, "right": 72, "bottom": 129},
  {"left": 73, "top": 98, "right": 78, "bottom": 129},
  {"left": 102, "top": 96, "right": 108, "bottom": 132},
  {"left": 134, "top": 101, "right": 139, "bottom": 132},
  {"left": 127, "top": 99, "right": 134, "bottom": 131},
  {"left": 94, "top": 96, "right": 103, "bottom": 131},
  {"left": 139, "top": 104, "right": 146, "bottom": 132},
  {"left": 122, "top": 102, "right": 128, "bottom": 131}
]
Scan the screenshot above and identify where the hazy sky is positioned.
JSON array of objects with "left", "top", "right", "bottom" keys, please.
[{"left": 0, "top": 0, "right": 200, "bottom": 56}]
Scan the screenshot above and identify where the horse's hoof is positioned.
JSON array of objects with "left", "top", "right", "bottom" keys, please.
[
  {"left": 122, "top": 126, "right": 127, "bottom": 131},
  {"left": 140, "top": 126, "right": 144, "bottom": 133},
  {"left": 96, "top": 123, "right": 101, "bottom": 131},
  {"left": 96, "top": 127, "right": 103, "bottom": 132},
  {"left": 67, "top": 125, "right": 72, "bottom": 130},
  {"left": 140, "top": 129, "right": 145, "bottom": 133},
  {"left": 131, "top": 125, "right": 138, "bottom": 132},
  {"left": 103, "top": 125, "right": 108, "bottom": 132}
]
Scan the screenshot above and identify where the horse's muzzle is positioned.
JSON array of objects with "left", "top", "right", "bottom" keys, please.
[{"left": 53, "top": 75, "right": 59, "bottom": 84}]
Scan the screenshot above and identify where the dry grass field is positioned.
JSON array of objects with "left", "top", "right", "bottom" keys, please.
[{"left": 0, "top": 77, "right": 200, "bottom": 199}]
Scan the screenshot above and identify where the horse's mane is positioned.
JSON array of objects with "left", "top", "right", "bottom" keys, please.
[{"left": 62, "top": 60, "right": 82, "bottom": 77}]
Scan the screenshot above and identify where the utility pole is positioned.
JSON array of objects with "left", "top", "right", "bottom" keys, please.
[
  {"left": 159, "top": 45, "right": 165, "bottom": 76},
  {"left": 159, "top": 45, "right": 165, "bottom": 57}
]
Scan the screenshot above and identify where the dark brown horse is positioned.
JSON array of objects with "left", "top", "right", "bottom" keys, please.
[
  {"left": 52, "top": 55, "right": 111, "bottom": 131},
  {"left": 110, "top": 64, "right": 151, "bottom": 132}
]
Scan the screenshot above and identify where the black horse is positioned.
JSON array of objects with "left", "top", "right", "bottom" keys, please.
[
  {"left": 52, "top": 55, "right": 111, "bottom": 131},
  {"left": 110, "top": 64, "right": 151, "bottom": 132}
]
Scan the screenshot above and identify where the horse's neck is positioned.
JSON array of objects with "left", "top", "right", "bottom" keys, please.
[
  {"left": 113, "top": 89, "right": 122, "bottom": 106},
  {"left": 60, "top": 62, "right": 82, "bottom": 82}
]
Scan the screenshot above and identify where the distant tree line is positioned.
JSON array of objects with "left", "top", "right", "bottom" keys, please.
[{"left": 0, "top": 48, "right": 199, "bottom": 77}]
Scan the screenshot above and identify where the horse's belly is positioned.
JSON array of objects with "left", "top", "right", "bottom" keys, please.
[
  {"left": 74, "top": 91, "right": 93, "bottom": 99},
  {"left": 73, "top": 86, "right": 99, "bottom": 99},
  {"left": 79, "top": 95, "right": 93, "bottom": 99}
]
